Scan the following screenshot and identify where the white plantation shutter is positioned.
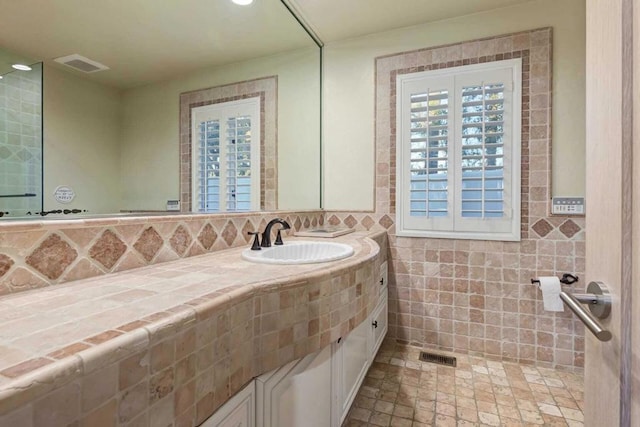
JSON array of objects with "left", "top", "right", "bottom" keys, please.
[
  {"left": 401, "top": 76, "right": 455, "bottom": 232},
  {"left": 409, "top": 89, "right": 449, "bottom": 218},
  {"left": 397, "top": 59, "right": 521, "bottom": 241},
  {"left": 225, "top": 115, "right": 254, "bottom": 211},
  {"left": 196, "top": 119, "right": 221, "bottom": 212},
  {"left": 454, "top": 67, "right": 518, "bottom": 235},
  {"left": 192, "top": 98, "right": 260, "bottom": 212}
]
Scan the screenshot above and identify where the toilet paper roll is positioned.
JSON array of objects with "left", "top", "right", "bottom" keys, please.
[{"left": 538, "top": 276, "right": 564, "bottom": 312}]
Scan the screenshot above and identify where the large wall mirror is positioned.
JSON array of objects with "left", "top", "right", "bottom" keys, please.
[{"left": 0, "top": 0, "right": 321, "bottom": 219}]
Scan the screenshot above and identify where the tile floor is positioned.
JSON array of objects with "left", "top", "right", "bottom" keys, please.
[{"left": 345, "top": 339, "right": 584, "bottom": 427}]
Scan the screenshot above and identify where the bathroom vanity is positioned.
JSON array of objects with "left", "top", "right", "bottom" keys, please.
[
  {"left": 0, "top": 231, "right": 387, "bottom": 426},
  {"left": 203, "top": 259, "right": 387, "bottom": 427}
]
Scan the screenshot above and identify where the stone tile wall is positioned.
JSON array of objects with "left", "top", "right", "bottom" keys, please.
[
  {"left": 325, "top": 28, "right": 586, "bottom": 370},
  {"left": 0, "top": 210, "right": 323, "bottom": 295}
]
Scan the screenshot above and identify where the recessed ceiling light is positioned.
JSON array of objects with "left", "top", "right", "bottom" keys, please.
[
  {"left": 12, "top": 64, "right": 32, "bottom": 71},
  {"left": 232, "top": 0, "right": 253, "bottom": 5}
]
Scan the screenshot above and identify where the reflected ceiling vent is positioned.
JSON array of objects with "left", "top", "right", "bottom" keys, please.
[{"left": 53, "top": 54, "right": 109, "bottom": 73}]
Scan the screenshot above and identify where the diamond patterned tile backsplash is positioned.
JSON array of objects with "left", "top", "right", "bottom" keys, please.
[
  {"left": 0, "top": 211, "right": 324, "bottom": 295},
  {"left": 25, "top": 234, "right": 78, "bottom": 280},
  {"left": 89, "top": 230, "right": 127, "bottom": 269},
  {"left": 532, "top": 219, "right": 554, "bottom": 238}
]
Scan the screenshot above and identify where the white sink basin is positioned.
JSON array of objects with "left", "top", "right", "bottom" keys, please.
[{"left": 242, "top": 240, "right": 354, "bottom": 265}]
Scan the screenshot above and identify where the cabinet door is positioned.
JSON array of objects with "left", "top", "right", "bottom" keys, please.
[
  {"left": 201, "top": 381, "right": 255, "bottom": 427},
  {"left": 335, "top": 318, "right": 371, "bottom": 424},
  {"left": 256, "top": 346, "right": 333, "bottom": 427},
  {"left": 379, "top": 261, "right": 388, "bottom": 294},
  {"left": 371, "top": 291, "right": 388, "bottom": 359}
]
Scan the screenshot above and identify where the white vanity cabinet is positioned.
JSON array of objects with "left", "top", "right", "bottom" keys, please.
[
  {"left": 333, "top": 315, "right": 371, "bottom": 425},
  {"left": 333, "top": 260, "right": 388, "bottom": 424},
  {"left": 370, "top": 291, "right": 388, "bottom": 358},
  {"left": 256, "top": 345, "right": 333, "bottom": 427},
  {"left": 371, "top": 261, "right": 389, "bottom": 357},
  {"left": 207, "top": 260, "right": 389, "bottom": 427},
  {"left": 379, "top": 261, "right": 388, "bottom": 294},
  {"left": 201, "top": 381, "right": 255, "bottom": 427}
]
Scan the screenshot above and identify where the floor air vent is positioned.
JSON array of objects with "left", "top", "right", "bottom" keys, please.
[{"left": 419, "top": 351, "right": 457, "bottom": 367}]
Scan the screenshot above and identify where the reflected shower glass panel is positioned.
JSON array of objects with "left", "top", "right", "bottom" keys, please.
[{"left": 0, "top": 63, "right": 42, "bottom": 217}]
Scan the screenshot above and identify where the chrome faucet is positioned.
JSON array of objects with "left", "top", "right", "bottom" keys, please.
[{"left": 261, "top": 218, "right": 291, "bottom": 248}]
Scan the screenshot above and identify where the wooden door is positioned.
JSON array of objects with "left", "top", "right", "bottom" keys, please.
[{"left": 585, "top": 0, "right": 636, "bottom": 425}]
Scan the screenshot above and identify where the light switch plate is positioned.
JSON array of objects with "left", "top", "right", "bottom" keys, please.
[
  {"left": 166, "top": 200, "right": 180, "bottom": 211},
  {"left": 552, "top": 197, "right": 585, "bottom": 215}
]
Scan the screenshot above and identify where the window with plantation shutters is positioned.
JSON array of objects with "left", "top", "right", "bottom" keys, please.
[
  {"left": 191, "top": 97, "right": 260, "bottom": 212},
  {"left": 396, "top": 59, "right": 521, "bottom": 241}
]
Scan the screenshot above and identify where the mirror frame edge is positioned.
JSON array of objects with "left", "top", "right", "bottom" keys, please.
[{"left": 279, "top": 0, "right": 325, "bottom": 210}]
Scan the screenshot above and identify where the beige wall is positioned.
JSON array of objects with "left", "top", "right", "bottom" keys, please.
[
  {"left": 42, "top": 47, "right": 320, "bottom": 214},
  {"left": 119, "top": 47, "right": 320, "bottom": 211},
  {"left": 323, "top": 0, "right": 586, "bottom": 210},
  {"left": 43, "top": 65, "right": 122, "bottom": 214}
]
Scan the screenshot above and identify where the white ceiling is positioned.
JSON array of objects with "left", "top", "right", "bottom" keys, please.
[
  {"left": 290, "top": 0, "right": 535, "bottom": 42},
  {"left": 0, "top": 0, "right": 535, "bottom": 89},
  {"left": 0, "top": 0, "right": 312, "bottom": 88}
]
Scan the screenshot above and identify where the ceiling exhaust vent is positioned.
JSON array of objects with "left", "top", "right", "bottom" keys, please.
[{"left": 54, "top": 54, "right": 109, "bottom": 73}]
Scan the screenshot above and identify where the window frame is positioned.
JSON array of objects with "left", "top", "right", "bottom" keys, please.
[
  {"left": 396, "top": 58, "right": 522, "bottom": 241},
  {"left": 190, "top": 97, "right": 261, "bottom": 213}
]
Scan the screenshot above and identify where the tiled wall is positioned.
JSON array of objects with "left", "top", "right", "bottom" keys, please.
[
  {"left": 326, "top": 28, "right": 586, "bottom": 370},
  {"left": 179, "top": 76, "right": 278, "bottom": 212},
  {"left": 0, "top": 64, "right": 42, "bottom": 217},
  {"left": 0, "top": 210, "right": 323, "bottom": 295}
]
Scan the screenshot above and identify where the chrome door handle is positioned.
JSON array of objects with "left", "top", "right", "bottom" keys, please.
[{"left": 559, "top": 281, "right": 612, "bottom": 342}]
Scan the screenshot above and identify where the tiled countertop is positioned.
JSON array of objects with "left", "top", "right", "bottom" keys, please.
[{"left": 0, "top": 232, "right": 384, "bottom": 424}]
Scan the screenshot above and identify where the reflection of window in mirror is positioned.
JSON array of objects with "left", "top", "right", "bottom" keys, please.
[
  {"left": 180, "top": 76, "right": 277, "bottom": 212},
  {"left": 191, "top": 98, "right": 261, "bottom": 212}
]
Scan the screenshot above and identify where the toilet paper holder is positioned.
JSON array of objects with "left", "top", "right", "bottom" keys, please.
[
  {"left": 530, "top": 273, "right": 579, "bottom": 286},
  {"left": 532, "top": 275, "right": 612, "bottom": 341}
]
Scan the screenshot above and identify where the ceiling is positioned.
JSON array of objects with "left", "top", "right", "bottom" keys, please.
[
  {"left": 0, "top": 0, "right": 312, "bottom": 88},
  {"left": 290, "top": 0, "right": 535, "bottom": 42},
  {"left": 0, "top": 0, "right": 535, "bottom": 89}
]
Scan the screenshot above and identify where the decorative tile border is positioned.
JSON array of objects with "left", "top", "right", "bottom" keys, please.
[
  {"left": 389, "top": 49, "right": 532, "bottom": 238},
  {"left": 325, "top": 27, "right": 586, "bottom": 370},
  {"left": 0, "top": 210, "right": 323, "bottom": 295},
  {"left": 179, "top": 76, "right": 278, "bottom": 212}
]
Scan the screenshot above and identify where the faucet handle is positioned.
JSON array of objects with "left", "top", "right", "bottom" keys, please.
[
  {"left": 275, "top": 229, "right": 284, "bottom": 245},
  {"left": 247, "top": 232, "right": 261, "bottom": 251}
]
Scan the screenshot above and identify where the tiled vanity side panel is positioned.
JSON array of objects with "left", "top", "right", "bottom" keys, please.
[
  {"left": 0, "top": 210, "right": 324, "bottom": 295},
  {"left": 0, "top": 245, "right": 380, "bottom": 426},
  {"left": 324, "top": 28, "right": 586, "bottom": 371}
]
